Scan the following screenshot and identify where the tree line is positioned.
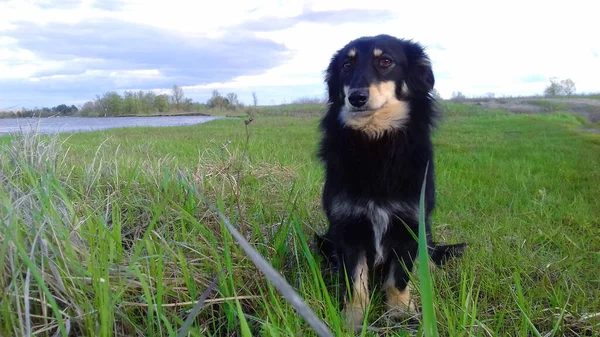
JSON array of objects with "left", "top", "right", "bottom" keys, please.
[
  {"left": 78, "top": 85, "right": 251, "bottom": 117},
  {"left": 448, "top": 77, "right": 581, "bottom": 101},
  {"left": 3, "top": 86, "right": 264, "bottom": 119},
  {"left": 5, "top": 77, "right": 590, "bottom": 119},
  {"left": 10, "top": 104, "right": 79, "bottom": 118}
]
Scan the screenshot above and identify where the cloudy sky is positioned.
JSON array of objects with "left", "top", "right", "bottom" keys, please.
[{"left": 1, "top": 0, "right": 598, "bottom": 109}]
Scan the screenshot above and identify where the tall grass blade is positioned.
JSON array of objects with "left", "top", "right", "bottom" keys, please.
[
  {"left": 177, "top": 272, "right": 221, "bottom": 337},
  {"left": 178, "top": 171, "right": 334, "bottom": 337},
  {"left": 234, "top": 291, "right": 253, "bottom": 337},
  {"left": 513, "top": 271, "right": 543, "bottom": 337},
  {"left": 219, "top": 205, "right": 333, "bottom": 337},
  {"left": 418, "top": 161, "right": 439, "bottom": 337}
]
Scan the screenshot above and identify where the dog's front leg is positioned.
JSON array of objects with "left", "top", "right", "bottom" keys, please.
[
  {"left": 385, "top": 240, "right": 418, "bottom": 317},
  {"left": 338, "top": 244, "right": 370, "bottom": 329}
]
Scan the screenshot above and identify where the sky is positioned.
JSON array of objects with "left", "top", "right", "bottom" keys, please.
[{"left": 0, "top": 0, "right": 598, "bottom": 109}]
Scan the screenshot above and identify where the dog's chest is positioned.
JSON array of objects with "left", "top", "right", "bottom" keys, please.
[
  {"left": 366, "top": 203, "right": 391, "bottom": 266},
  {"left": 330, "top": 199, "right": 417, "bottom": 265}
]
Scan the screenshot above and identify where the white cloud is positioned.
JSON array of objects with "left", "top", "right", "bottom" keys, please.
[
  {"left": 0, "top": 37, "right": 64, "bottom": 79},
  {"left": 178, "top": 0, "right": 600, "bottom": 100},
  {"left": 0, "top": 0, "right": 599, "bottom": 107}
]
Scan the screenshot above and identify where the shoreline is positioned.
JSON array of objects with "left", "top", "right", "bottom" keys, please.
[
  {"left": 0, "top": 112, "right": 248, "bottom": 119},
  {"left": 0, "top": 115, "right": 231, "bottom": 136}
]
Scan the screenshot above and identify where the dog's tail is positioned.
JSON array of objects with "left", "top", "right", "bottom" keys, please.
[
  {"left": 316, "top": 232, "right": 466, "bottom": 268},
  {"left": 428, "top": 242, "right": 467, "bottom": 266}
]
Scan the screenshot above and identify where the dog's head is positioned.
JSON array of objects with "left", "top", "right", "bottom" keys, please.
[{"left": 325, "top": 34, "right": 435, "bottom": 138}]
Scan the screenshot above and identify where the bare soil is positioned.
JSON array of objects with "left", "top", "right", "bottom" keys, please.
[{"left": 460, "top": 97, "right": 600, "bottom": 123}]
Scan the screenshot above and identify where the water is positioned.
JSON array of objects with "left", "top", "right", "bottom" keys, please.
[{"left": 0, "top": 115, "right": 223, "bottom": 135}]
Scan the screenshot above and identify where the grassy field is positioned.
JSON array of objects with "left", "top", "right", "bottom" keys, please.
[{"left": 1, "top": 103, "right": 599, "bottom": 336}]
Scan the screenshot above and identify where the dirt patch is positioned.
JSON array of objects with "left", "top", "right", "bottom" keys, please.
[
  {"left": 581, "top": 126, "right": 600, "bottom": 135},
  {"left": 461, "top": 97, "right": 600, "bottom": 123}
]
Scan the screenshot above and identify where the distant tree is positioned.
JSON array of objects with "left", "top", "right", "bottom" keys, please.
[
  {"left": 252, "top": 91, "right": 258, "bottom": 106},
  {"left": 123, "top": 91, "right": 142, "bottom": 115},
  {"left": 79, "top": 101, "right": 95, "bottom": 116},
  {"left": 182, "top": 98, "right": 194, "bottom": 112},
  {"left": 485, "top": 92, "right": 495, "bottom": 98},
  {"left": 226, "top": 92, "right": 239, "bottom": 107},
  {"left": 53, "top": 104, "right": 71, "bottom": 114},
  {"left": 154, "top": 94, "right": 170, "bottom": 113},
  {"left": 544, "top": 77, "right": 576, "bottom": 96},
  {"left": 544, "top": 77, "right": 562, "bottom": 96},
  {"left": 451, "top": 91, "right": 466, "bottom": 100},
  {"left": 95, "top": 92, "right": 112, "bottom": 116},
  {"left": 207, "top": 90, "right": 230, "bottom": 109},
  {"left": 142, "top": 91, "right": 156, "bottom": 114},
  {"left": 172, "top": 85, "right": 185, "bottom": 111},
  {"left": 105, "top": 92, "right": 124, "bottom": 115},
  {"left": 561, "top": 78, "right": 576, "bottom": 95}
]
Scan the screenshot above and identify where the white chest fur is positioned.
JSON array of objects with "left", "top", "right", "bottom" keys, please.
[{"left": 330, "top": 198, "right": 418, "bottom": 266}]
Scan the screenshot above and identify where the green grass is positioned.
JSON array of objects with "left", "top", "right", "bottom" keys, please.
[{"left": 1, "top": 103, "right": 599, "bottom": 336}]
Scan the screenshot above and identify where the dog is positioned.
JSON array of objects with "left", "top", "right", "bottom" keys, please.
[{"left": 314, "top": 34, "right": 466, "bottom": 327}]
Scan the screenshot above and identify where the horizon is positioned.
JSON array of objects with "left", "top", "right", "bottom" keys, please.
[{"left": 1, "top": 0, "right": 598, "bottom": 110}]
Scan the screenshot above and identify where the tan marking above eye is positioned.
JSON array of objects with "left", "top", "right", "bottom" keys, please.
[
  {"left": 348, "top": 48, "right": 356, "bottom": 57},
  {"left": 373, "top": 48, "right": 383, "bottom": 57}
]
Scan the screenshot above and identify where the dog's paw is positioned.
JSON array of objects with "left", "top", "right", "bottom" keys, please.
[
  {"left": 386, "top": 301, "right": 416, "bottom": 319},
  {"left": 385, "top": 283, "right": 416, "bottom": 319},
  {"left": 343, "top": 306, "right": 366, "bottom": 331}
]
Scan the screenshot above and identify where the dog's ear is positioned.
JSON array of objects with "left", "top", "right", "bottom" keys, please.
[
  {"left": 406, "top": 46, "right": 435, "bottom": 95},
  {"left": 325, "top": 49, "right": 342, "bottom": 104}
]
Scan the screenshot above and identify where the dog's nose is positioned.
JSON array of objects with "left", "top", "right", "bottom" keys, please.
[{"left": 348, "top": 89, "right": 369, "bottom": 108}]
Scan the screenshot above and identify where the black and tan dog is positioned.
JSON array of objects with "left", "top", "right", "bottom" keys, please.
[{"left": 315, "top": 34, "right": 466, "bottom": 327}]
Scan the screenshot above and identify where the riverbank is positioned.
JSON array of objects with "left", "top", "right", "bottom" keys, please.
[{"left": 0, "top": 115, "right": 224, "bottom": 135}]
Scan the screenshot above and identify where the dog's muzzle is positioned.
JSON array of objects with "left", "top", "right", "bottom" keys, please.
[{"left": 347, "top": 89, "right": 369, "bottom": 108}]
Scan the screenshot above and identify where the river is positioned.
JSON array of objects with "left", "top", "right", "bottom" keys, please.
[{"left": 0, "top": 115, "right": 222, "bottom": 135}]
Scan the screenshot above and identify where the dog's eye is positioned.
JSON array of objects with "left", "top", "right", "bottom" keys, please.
[
  {"left": 342, "top": 62, "right": 352, "bottom": 71},
  {"left": 379, "top": 58, "right": 392, "bottom": 68}
]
